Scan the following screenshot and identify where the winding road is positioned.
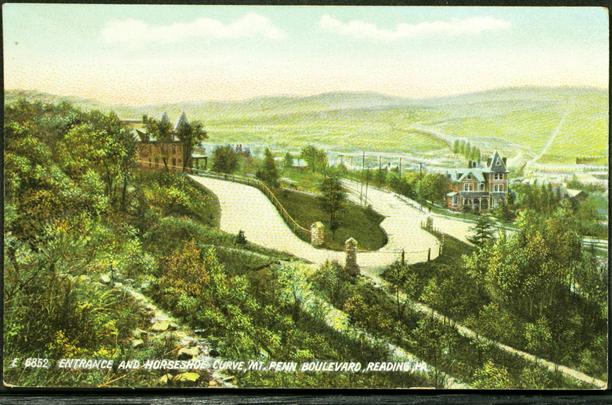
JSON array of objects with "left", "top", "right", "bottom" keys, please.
[{"left": 190, "top": 175, "right": 440, "bottom": 268}]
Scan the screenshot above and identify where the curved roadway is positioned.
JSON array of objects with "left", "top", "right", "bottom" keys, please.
[{"left": 190, "top": 175, "right": 440, "bottom": 268}]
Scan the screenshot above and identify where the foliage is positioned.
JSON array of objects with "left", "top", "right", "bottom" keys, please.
[
  {"left": 467, "top": 215, "right": 496, "bottom": 246},
  {"left": 318, "top": 175, "right": 347, "bottom": 235},
  {"left": 256, "top": 148, "right": 280, "bottom": 187},
  {"left": 300, "top": 145, "right": 328, "bottom": 173},
  {"left": 212, "top": 145, "right": 239, "bottom": 173}
]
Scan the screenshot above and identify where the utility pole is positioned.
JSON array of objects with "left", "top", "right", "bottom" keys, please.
[
  {"left": 419, "top": 162, "right": 423, "bottom": 175},
  {"left": 365, "top": 167, "right": 370, "bottom": 204},
  {"left": 399, "top": 157, "right": 402, "bottom": 177},
  {"left": 379, "top": 155, "right": 382, "bottom": 171},
  {"left": 360, "top": 151, "right": 365, "bottom": 204}
]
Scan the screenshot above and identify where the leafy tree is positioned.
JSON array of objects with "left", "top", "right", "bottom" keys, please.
[
  {"left": 256, "top": 148, "right": 280, "bottom": 187},
  {"left": 175, "top": 114, "right": 208, "bottom": 172},
  {"left": 212, "top": 145, "right": 239, "bottom": 173},
  {"left": 467, "top": 215, "right": 495, "bottom": 246},
  {"left": 300, "top": 145, "right": 327, "bottom": 173},
  {"left": 318, "top": 175, "right": 347, "bottom": 236},
  {"left": 385, "top": 260, "right": 417, "bottom": 320},
  {"left": 416, "top": 173, "right": 448, "bottom": 204},
  {"left": 471, "top": 360, "right": 513, "bottom": 389},
  {"left": 143, "top": 113, "right": 174, "bottom": 170}
]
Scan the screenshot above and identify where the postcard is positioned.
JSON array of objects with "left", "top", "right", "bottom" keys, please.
[{"left": 2, "top": 3, "right": 608, "bottom": 389}]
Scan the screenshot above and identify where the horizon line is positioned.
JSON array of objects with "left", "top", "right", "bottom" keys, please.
[{"left": 5, "top": 84, "right": 608, "bottom": 108}]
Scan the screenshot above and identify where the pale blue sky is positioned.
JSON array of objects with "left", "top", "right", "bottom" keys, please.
[{"left": 3, "top": 4, "right": 609, "bottom": 104}]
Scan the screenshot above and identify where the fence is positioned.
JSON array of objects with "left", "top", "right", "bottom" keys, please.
[{"left": 192, "top": 169, "right": 312, "bottom": 240}]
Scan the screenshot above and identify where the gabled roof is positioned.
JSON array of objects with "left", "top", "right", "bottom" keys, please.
[
  {"left": 488, "top": 150, "right": 507, "bottom": 173},
  {"left": 174, "top": 112, "right": 189, "bottom": 131},
  {"left": 458, "top": 169, "right": 485, "bottom": 183}
]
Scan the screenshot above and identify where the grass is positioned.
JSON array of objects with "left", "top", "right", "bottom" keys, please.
[{"left": 274, "top": 188, "right": 387, "bottom": 251}]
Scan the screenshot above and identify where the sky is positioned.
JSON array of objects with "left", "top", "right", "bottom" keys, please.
[{"left": 3, "top": 4, "right": 609, "bottom": 105}]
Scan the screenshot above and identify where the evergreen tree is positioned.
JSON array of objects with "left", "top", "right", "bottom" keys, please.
[
  {"left": 318, "top": 175, "right": 347, "bottom": 236},
  {"left": 256, "top": 148, "right": 280, "bottom": 187},
  {"left": 283, "top": 152, "right": 294, "bottom": 168},
  {"left": 467, "top": 215, "right": 496, "bottom": 246}
]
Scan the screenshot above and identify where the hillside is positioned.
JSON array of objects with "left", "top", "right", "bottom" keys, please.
[{"left": 5, "top": 87, "right": 608, "bottom": 163}]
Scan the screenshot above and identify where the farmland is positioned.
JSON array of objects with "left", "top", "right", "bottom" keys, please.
[{"left": 6, "top": 86, "right": 608, "bottom": 164}]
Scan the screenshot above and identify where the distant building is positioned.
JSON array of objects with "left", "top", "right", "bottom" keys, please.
[
  {"left": 124, "top": 112, "right": 188, "bottom": 172},
  {"left": 444, "top": 151, "right": 509, "bottom": 212}
]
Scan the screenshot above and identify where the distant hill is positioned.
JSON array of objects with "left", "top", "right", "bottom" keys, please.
[{"left": 5, "top": 87, "right": 608, "bottom": 163}]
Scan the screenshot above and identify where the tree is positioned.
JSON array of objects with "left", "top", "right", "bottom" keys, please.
[
  {"left": 416, "top": 173, "right": 448, "bottom": 204},
  {"left": 256, "top": 148, "right": 279, "bottom": 187},
  {"left": 283, "top": 152, "right": 294, "bottom": 168},
  {"left": 385, "top": 260, "right": 417, "bottom": 320},
  {"left": 175, "top": 114, "right": 208, "bottom": 172},
  {"left": 467, "top": 215, "right": 495, "bottom": 246},
  {"left": 212, "top": 145, "right": 239, "bottom": 173},
  {"left": 143, "top": 113, "right": 174, "bottom": 170},
  {"left": 318, "top": 175, "right": 347, "bottom": 236},
  {"left": 300, "top": 145, "right": 327, "bottom": 173},
  {"left": 471, "top": 360, "right": 513, "bottom": 389}
]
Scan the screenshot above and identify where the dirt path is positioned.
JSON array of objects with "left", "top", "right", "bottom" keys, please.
[{"left": 527, "top": 109, "right": 570, "bottom": 166}]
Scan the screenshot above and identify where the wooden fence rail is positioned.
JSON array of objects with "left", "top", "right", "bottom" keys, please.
[{"left": 192, "top": 169, "right": 312, "bottom": 240}]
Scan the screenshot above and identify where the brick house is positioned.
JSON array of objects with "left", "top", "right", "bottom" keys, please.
[
  {"left": 129, "top": 112, "right": 188, "bottom": 171},
  {"left": 445, "top": 151, "right": 509, "bottom": 212}
]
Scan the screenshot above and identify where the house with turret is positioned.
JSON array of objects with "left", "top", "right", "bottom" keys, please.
[{"left": 444, "top": 151, "right": 509, "bottom": 212}]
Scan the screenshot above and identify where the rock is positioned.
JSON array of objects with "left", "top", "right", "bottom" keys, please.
[
  {"left": 208, "top": 380, "right": 218, "bottom": 387},
  {"left": 209, "top": 348, "right": 220, "bottom": 357},
  {"left": 151, "top": 320, "right": 170, "bottom": 332},
  {"left": 99, "top": 274, "right": 111, "bottom": 284},
  {"left": 113, "top": 282, "right": 124, "bottom": 288},
  {"left": 131, "top": 339, "right": 144, "bottom": 348},
  {"left": 179, "top": 336, "right": 195, "bottom": 346},
  {"left": 173, "top": 372, "right": 200, "bottom": 383},
  {"left": 159, "top": 373, "right": 173, "bottom": 384},
  {"left": 177, "top": 347, "right": 200, "bottom": 360},
  {"left": 77, "top": 275, "right": 91, "bottom": 283},
  {"left": 132, "top": 328, "right": 147, "bottom": 339}
]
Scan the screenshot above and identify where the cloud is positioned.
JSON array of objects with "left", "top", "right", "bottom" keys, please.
[
  {"left": 101, "top": 13, "right": 285, "bottom": 45},
  {"left": 319, "top": 15, "right": 511, "bottom": 41}
]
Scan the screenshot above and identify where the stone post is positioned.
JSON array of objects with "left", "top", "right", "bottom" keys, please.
[
  {"left": 310, "top": 222, "right": 325, "bottom": 247},
  {"left": 425, "top": 216, "right": 433, "bottom": 231},
  {"left": 344, "top": 237, "right": 360, "bottom": 276}
]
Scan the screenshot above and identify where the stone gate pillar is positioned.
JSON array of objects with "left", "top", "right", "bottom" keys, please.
[
  {"left": 425, "top": 215, "right": 433, "bottom": 231},
  {"left": 344, "top": 237, "right": 360, "bottom": 276},
  {"left": 310, "top": 222, "right": 325, "bottom": 247}
]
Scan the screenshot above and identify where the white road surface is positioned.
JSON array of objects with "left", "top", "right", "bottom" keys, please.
[{"left": 190, "top": 175, "right": 441, "bottom": 268}]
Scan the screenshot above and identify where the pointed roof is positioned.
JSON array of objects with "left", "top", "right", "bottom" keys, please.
[
  {"left": 174, "top": 112, "right": 189, "bottom": 131},
  {"left": 488, "top": 150, "right": 507, "bottom": 173}
]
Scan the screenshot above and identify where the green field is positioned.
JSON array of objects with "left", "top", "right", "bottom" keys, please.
[{"left": 6, "top": 87, "right": 608, "bottom": 163}]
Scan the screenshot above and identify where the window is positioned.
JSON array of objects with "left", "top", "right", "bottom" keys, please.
[
  {"left": 479, "top": 183, "right": 485, "bottom": 191},
  {"left": 463, "top": 183, "right": 473, "bottom": 191},
  {"left": 495, "top": 173, "right": 504, "bottom": 180},
  {"left": 453, "top": 196, "right": 458, "bottom": 205},
  {"left": 493, "top": 184, "right": 504, "bottom": 192}
]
